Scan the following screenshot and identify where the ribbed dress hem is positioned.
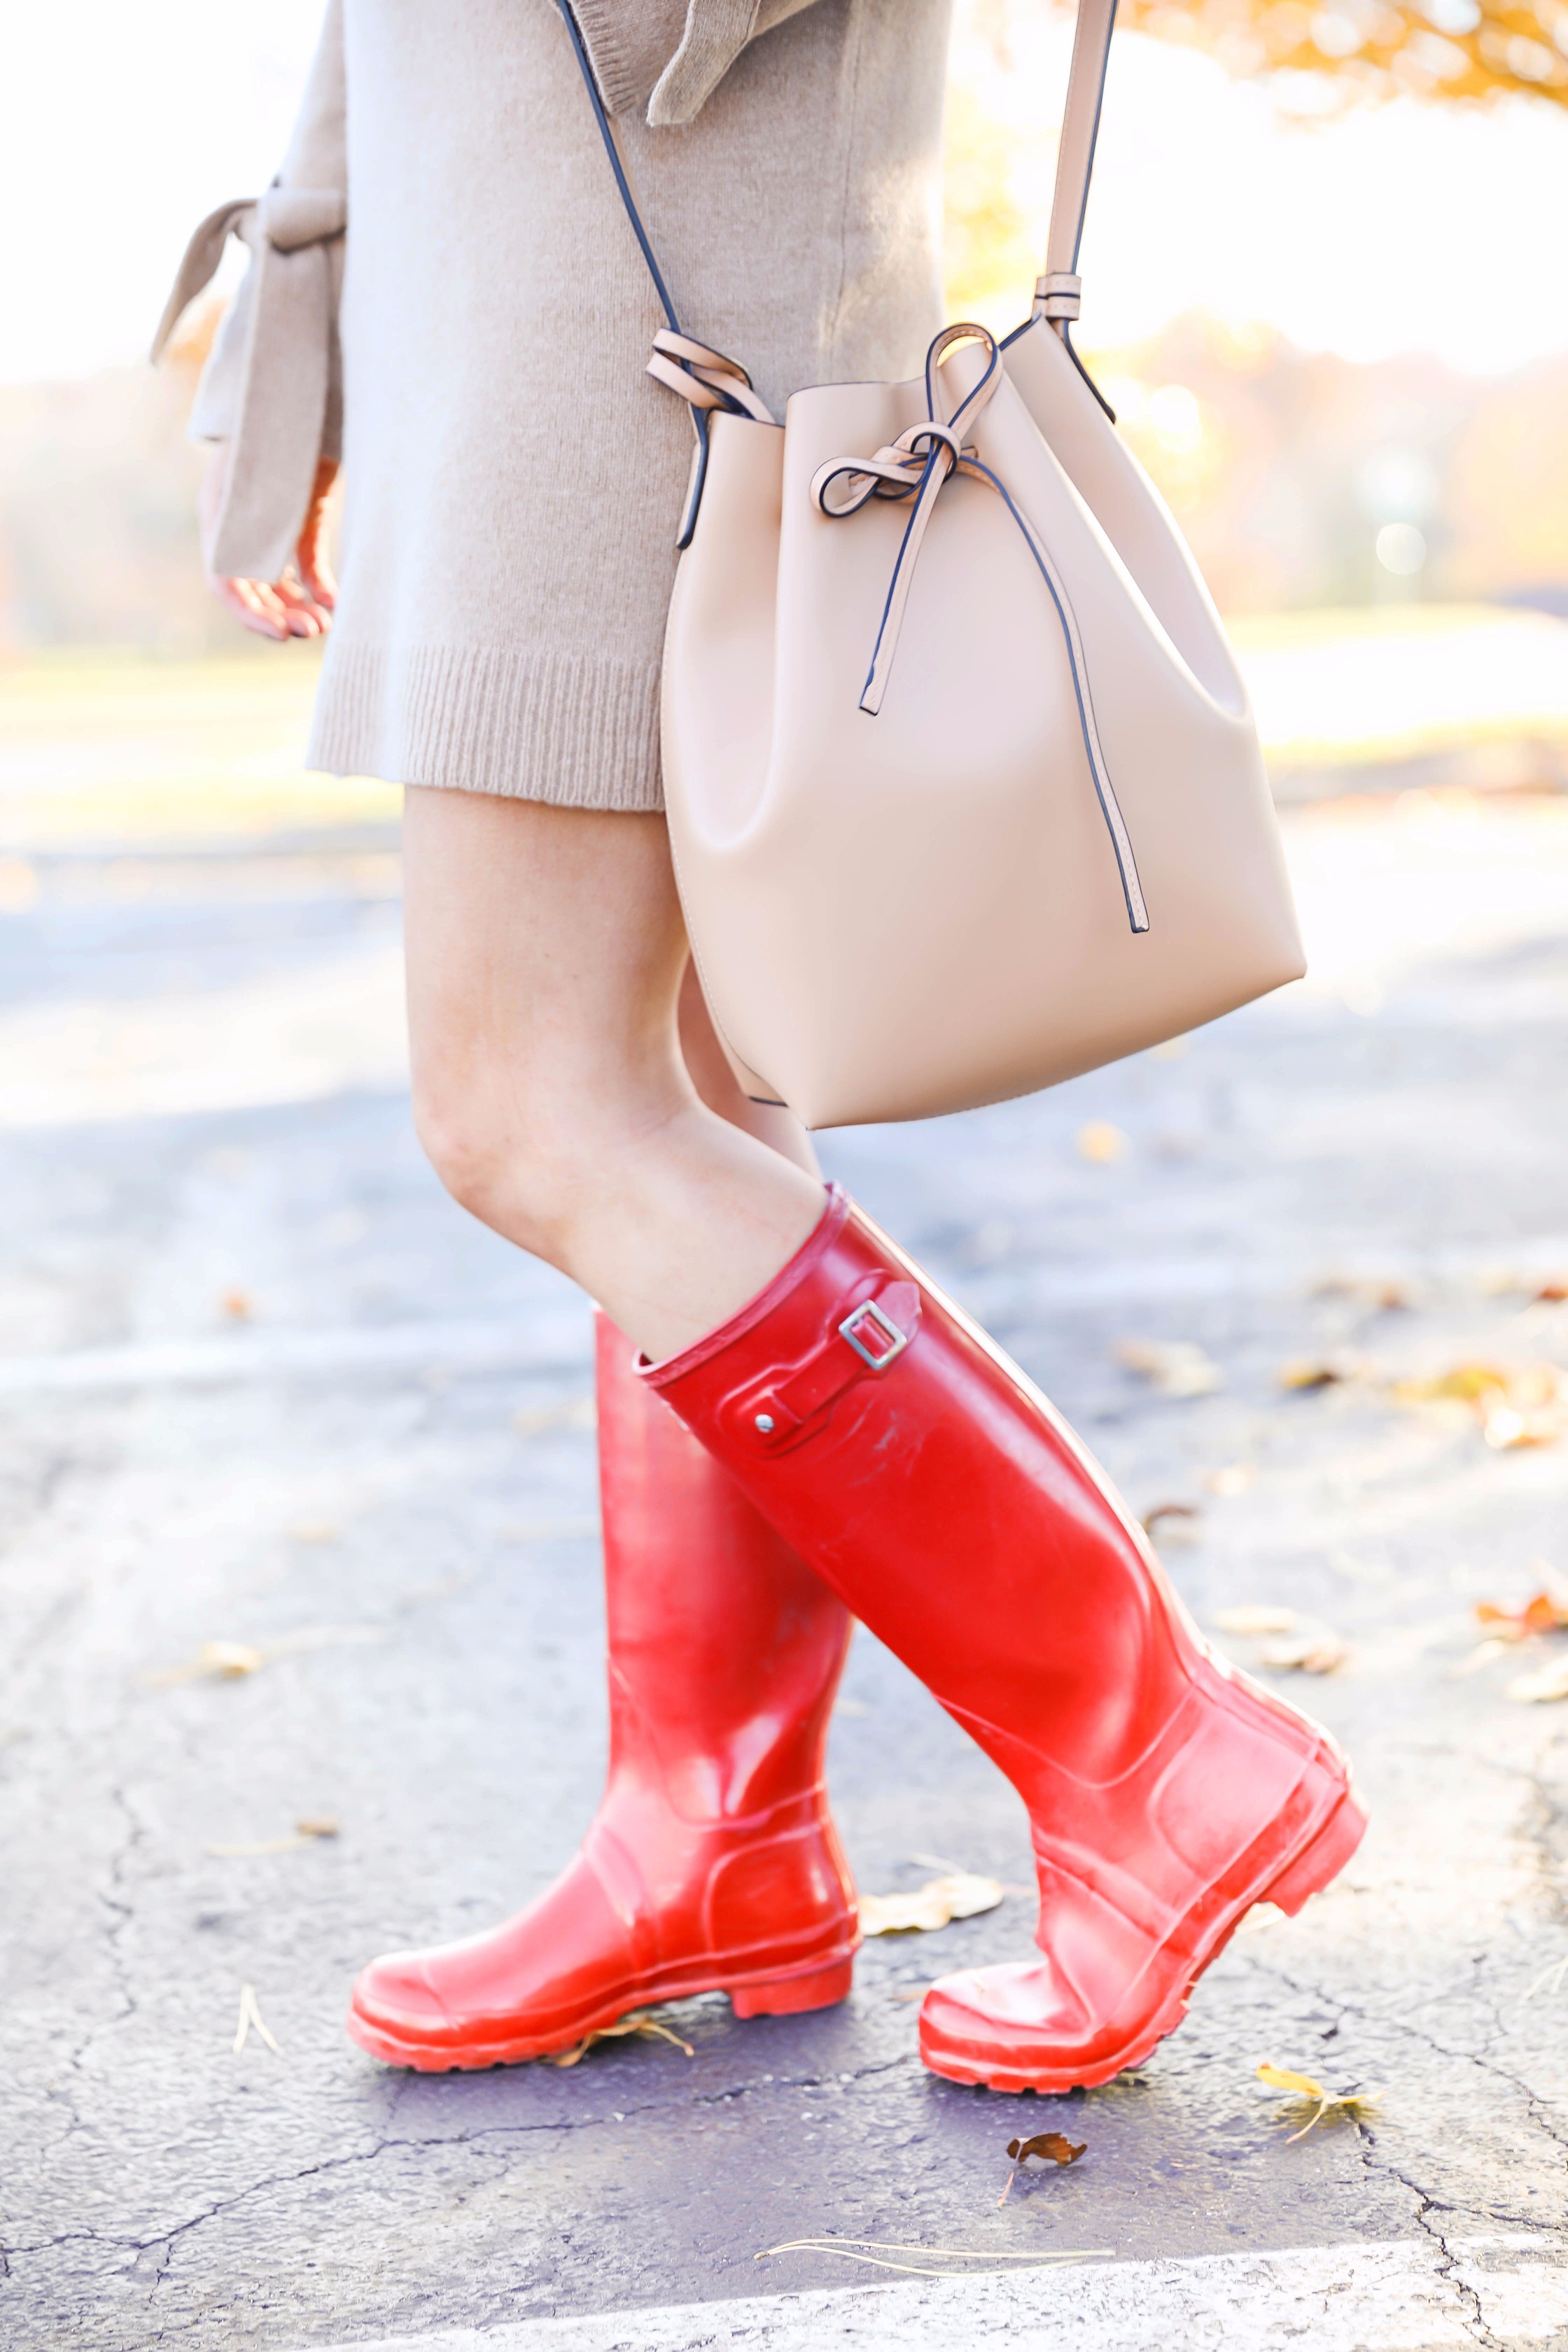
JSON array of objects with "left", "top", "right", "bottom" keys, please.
[{"left": 307, "top": 642, "right": 666, "bottom": 811}]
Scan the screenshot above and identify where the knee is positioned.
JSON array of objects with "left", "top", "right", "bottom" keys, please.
[
  {"left": 412, "top": 1051, "right": 640, "bottom": 1273},
  {"left": 410, "top": 1063, "right": 561, "bottom": 1259}
]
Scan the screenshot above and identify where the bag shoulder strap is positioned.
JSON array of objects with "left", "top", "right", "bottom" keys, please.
[
  {"left": 1035, "top": 0, "right": 1118, "bottom": 330},
  {"left": 561, "top": 0, "right": 1121, "bottom": 346}
]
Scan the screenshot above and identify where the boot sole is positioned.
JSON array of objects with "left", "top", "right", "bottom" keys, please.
[
  {"left": 920, "top": 1774, "right": 1368, "bottom": 2096},
  {"left": 346, "top": 1949, "right": 856, "bottom": 2071}
]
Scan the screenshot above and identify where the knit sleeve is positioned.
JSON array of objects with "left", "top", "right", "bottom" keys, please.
[
  {"left": 573, "top": 0, "right": 837, "bottom": 130},
  {"left": 151, "top": 0, "right": 346, "bottom": 581}
]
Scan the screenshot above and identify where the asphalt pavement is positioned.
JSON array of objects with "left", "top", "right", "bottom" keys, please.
[{"left": 4, "top": 782, "right": 1568, "bottom": 2347}]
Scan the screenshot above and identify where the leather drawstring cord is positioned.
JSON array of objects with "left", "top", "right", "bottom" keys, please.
[
  {"left": 556, "top": 0, "right": 776, "bottom": 547},
  {"left": 810, "top": 324, "right": 1149, "bottom": 936}
]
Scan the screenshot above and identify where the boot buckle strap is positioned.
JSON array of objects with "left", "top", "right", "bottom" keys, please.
[{"left": 739, "top": 1280, "right": 920, "bottom": 1450}]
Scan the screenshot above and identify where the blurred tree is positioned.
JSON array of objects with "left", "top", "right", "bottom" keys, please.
[{"left": 1120, "top": 0, "right": 1568, "bottom": 107}]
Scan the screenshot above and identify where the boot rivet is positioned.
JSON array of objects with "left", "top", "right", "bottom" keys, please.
[{"left": 755, "top": 1413, "right": 776, "bottom": 1433}]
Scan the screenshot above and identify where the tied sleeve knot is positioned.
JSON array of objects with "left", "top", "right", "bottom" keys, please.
[{"left": 151, "top": 181, "right": 346, "bottom": 583}]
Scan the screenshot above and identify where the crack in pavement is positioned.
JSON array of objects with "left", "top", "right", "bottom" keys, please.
[
  {"left": 1362, "top": 2145, "right": 1506, "bottom": 2352},
  {"left": 1249, "top": 1943, "right": 1568, "bottom": 2168}
]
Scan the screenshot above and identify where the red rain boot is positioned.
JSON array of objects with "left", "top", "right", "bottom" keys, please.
[
  {"left": 645, "top": 1188, "right": 1366, "bottom": 2095},
  {"left": 346, "top": 1311, "right": 858, "bottom": 2068}
]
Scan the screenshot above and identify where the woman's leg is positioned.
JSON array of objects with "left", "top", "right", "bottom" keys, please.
[
  {"left": 346, "top": 788, "right": 854, "bottom": 2070},
  {"left": 401, "top": 785, "right": 824, "bottom": 1361}
]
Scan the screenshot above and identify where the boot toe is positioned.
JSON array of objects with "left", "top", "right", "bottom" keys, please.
[
  {"left": 350, "top": 1950, "right": 457, "bottom": 2043},
  {"left": 918, "top": 1961, "right": 1119, "bottom": 2092}
]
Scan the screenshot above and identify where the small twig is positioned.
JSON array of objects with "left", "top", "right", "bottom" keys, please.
[{"left": 232, "top": 1982, "right": 281, "bottom": 2057}]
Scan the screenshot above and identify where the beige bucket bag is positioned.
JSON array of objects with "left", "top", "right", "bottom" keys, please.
[{"left": 564, "top": 0, "right": 1304, "bottom": 1129}]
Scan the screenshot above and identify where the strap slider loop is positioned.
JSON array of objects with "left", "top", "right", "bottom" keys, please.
[
  {"left": 1034, "top": 272, "right": 1082, "bottom": 321},
  {"left": 838, "top": 1298, "right": 911, "bottom": 1373}
]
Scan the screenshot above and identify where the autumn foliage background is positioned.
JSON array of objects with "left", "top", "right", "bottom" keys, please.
[{"left": 1, "top": 0, "right": 1566, "bottom": 648}]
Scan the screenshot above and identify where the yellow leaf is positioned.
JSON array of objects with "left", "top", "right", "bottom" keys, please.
[
  {"left": 542, "top": 2010, "right": 694, "bottom": 2068},
  {"left": 1256, "top": 2062, "right": 1324, "bottom": 2097},
  {"left": 1257, "top": 2061, "right": 1385, "bottom": 2141}
]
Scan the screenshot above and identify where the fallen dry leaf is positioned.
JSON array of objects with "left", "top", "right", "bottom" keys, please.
[
  {"left": 206, "top": 1817, "right": 342, "bottom": 1860},
  {"left": 1476, "top": 1569, "right": 1568, "bottom": 1644},
  {"left": 232, "top": 1982, "right": 281, "bottom": 2057},
  {"left": 1508, "top": 1657, "right": 1568, "bottom": 1704},
  {"left": 858, "top": 1873, "right": 1004, "bottom": 1936},
  {"left": 1213, "top": 1607, "right": 1348, "bottom": 1674},
  {"left": 1311, "top": 1273, "right": 1414, "bottom": 1311},
  {"left": 1278, "top": 1357, "right": 1364, "bottom": 1392},
  {"left": 1259, "top": 1628, "right": 1350, "bottom": 1674},
  {"left": 1141, "top": 1501, "right": 1202, "bottom": 1545},
  {"left": 1256, "top": 2061, "right": 1383, "bottom": 2141},
  {"left": 169, "top": 1640, "right": 265, "bottom": 1684},
  {"left": 149, "top": 1625, "right": 386, "bottom": 1687},
  {"left": 1394, "top": 1362, "right": 1568, "bottom": 1450},
  {"left": 1007, "top": 2132, "right": 1086, "bottom": 2166},
  {"left": 1207, "top": 1464, "right": 1256, "bottom": 1497},
  {"left": 220, "top": 1288, "right": 253, "bottom": 1321},
  {"left": 997, "top": 2131, "right": 1088, "bottom": 2204},
  {"left": 1214, "top": 1605, "right": 1298, "bottom": 1637},
  {"left": 1452, "top": 1635, "right": 1515, "bottom": 1676},
  {"left": 1077, "top": 1121, "right": 1127, "bottom": 1165},
  {"left": 1115, "top": 1338, "right": 1223, "bottom": 1399},
  {"left": 542, "top": 2010, "right": 694, "bottom": 2068}
]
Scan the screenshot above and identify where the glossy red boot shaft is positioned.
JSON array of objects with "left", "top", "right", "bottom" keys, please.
[
  {"left": 646, "top": 1188, "right": 1366, "bottom": 2093},
  {"left": 347, "top": 1314, "right": 858, "bottom": 2069}
]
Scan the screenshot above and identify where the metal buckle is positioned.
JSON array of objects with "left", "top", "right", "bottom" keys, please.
[{"left": 838, "top": 1298, "right": 909, "bottom": 1373}]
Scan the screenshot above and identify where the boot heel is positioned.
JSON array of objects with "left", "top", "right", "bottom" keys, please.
[
  {"left": 1261, "top": 1787, "right": 1367, "bottom": 1917},
  {"left": 729, "top": 1957, "right": 853, "bottom": 2019}
]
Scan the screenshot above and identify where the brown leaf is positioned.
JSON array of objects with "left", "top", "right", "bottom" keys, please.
[
  {"left": 1007, "top": 2133, "right": 1087, "bottom": 2166},
  {"left": 295, "top": 1816, "right": 340, "bottom": 1839}
]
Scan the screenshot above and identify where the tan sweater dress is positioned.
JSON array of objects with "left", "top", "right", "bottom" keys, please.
[{"left": 158, "top": 0, "right": 953, "bottom": 811}]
